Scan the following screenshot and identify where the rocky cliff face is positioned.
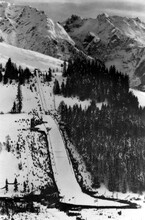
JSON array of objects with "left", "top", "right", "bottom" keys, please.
[
  {"left": 0, "top": 2, "right": 87, "bottom": 60},
  {"left": 1, "top": 2, "right": 145, "bottom": 88},
  {"left": 62, "top": 14, "right": 145, "bottom": 87}
]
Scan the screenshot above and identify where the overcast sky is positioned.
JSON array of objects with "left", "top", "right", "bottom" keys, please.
[
  {"left": 12, "top": 0, "right": 145, "bottom": 3},
  {"left": 6, "top": 0, "right": 145, "bottom": 22}
]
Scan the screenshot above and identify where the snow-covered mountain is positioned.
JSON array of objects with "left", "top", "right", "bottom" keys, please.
[
  {"left": 0, "top": 2, "right": 86, "bottom": 60},
  {"left": 62, "top": 14, "right": 145, "bottom": 87}
]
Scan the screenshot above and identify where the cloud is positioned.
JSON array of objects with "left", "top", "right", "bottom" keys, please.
[
  {"left": 77, "top": 0, "right": 145, "bottom": 21},
  {"left": 13, "top": 0, "right": 73, "bottom": 2},
  {"left": 6, "top": 0, "right": 145, "bottom": 22}
]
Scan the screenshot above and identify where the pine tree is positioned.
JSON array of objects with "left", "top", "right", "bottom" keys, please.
[
  {"left": 5, "top": 58, "right": 18, "bottom": 80},
  {"left": 11, "top": 101, "right": 17, "bottom": 113},
  {"left": 24, "top": 67, "right": 31, "bottom": 80},
  {"left": 19, "top": 72, "right": 24, "bottom": 85},
  {"left": 53, "top": 79, "right": 60, "bottom": 94},
  {"left": 16, "top": 142, "right": 20, "bottom": 154},
  {"left": 16, "top": 83, "right": 23, "bottom": 113},
  {"left": 3, "top": 74, "right": 8, "bottom": 84},
  {"left": 61, "top": 81, "right": 65, "bottom": 94},
  {"left": 122, "top": 179, "right": 127, "bottom": 193},
  {"left": 0, "top": 63, "right": 2, "bottom": 71},
  {"left": 0, "top": 70, "right": 2, "bottom": 82},
  {"left": 23, "top": 181, "right": 26, "bottom": 192},
  {"left": 14, "top": 178, "right": 18, "bottom": 192},
  {"left": 5, "top": 179, "right": 8, "bottom": 192},
  {"left": 92, "top": 176, "right": 100, "bottom": 189},
  {"left": 62, "top": 60, "right": 67, "bottom": 77},
  {"left": 13, "top": 63, "right": 18, "bottom": 80},
  {"left": 48, "top": 68, "right": 52, "bottom": 81},
  {"left": 5, "top": 58, "right": 12, "bottom": 79}
]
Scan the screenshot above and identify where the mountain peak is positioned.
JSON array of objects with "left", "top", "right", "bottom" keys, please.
[
  {"left": 133, "top": 17, "right": 141, "bottom": 23},
  {"left": 70, "top": 14, "right": 82, "bottom": 21},
  {"left": 62, "top": 13, "right": 145, "bottom": 86},
  {"left": 64, "top": 14, "right": 83, "bottom": 25},
  {"left": 97, "top": 13, "right": 109, "bottom": 20},
  {"left": 0, "top": 3, "right": 79, "bottom": 60}
]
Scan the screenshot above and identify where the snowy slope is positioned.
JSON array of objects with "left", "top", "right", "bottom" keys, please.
[
  {"left": 0, "top": 114, "right": 54, "bottom": 197},
  {"left": 0, "top": 50, "right": 144, "bottom": 219},
  {"left": 0, "top": 42, "right": 63, "bottom": 70},
  {"left": 130, "top": 88, "right": 145, "bottom": 107}
]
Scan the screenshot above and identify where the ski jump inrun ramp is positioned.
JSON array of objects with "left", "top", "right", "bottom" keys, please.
[{"left": 35, "top": 71, "right": 132, "bottom": 208}]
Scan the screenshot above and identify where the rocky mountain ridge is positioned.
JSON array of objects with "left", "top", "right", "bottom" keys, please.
[
  {"left": 62, "top": 14, "right": 145, "bottom": 88},
  {"left": 0, "top": 2, "right": 87, "bottom": 60},
  {"left": 0, "top": 2, "right": 145, "bottom": 88}
]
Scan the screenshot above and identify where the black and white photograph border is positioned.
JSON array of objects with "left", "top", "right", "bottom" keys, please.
[{"left": 0, "top": 0, "right": 145, "bottom": 219}]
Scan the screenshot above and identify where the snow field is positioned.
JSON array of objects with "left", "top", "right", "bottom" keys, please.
[
  {"left": 130, "top": 88, "right": 145, "bottom": 107},
  {"left": 0, "top": 42, "right": 63, "bottom": 71},
  {"left": 0, "top": 80, "right": 48, "bottom": 115},
  {"left": 1, "top": 204, "right": 145, "bottom": 220},
  {"left": 80, "top": 205, "right": 145, "bottom": 220},
  {"left": 0, "top": 84, "right": 17, "bottom": 113},
  {"left": 8, "top": 206, "right": 76, "bottom": 220},
  {"left": 0, "top": 82, "right": 39, "bottom": 114},
  {"left": 0, "top": 113, "right": 53, "bottom": 197},
  {"left": 22, "top": 84, "right": 39, "bottom": 113}
]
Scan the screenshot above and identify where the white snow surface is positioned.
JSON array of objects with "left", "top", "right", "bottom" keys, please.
[
  {"left": 0, "top": 84, "right": 17, "bottom": 113},
  {"left": 0, "top": 42, "right": 63, "bottom": 71},
  {"left": 130, "top": 88, "right": 145, "bottom": 107},
  {"left": 0, "top": 83, "right": 39, "bottom": 113}
]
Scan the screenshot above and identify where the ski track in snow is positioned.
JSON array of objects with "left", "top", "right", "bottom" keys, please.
[
  {"left": 0, "top": 52, "right": 145, "bottom": 218},
  {"left": 35, "top": 72, "right": 133, "bottom": 207}
]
